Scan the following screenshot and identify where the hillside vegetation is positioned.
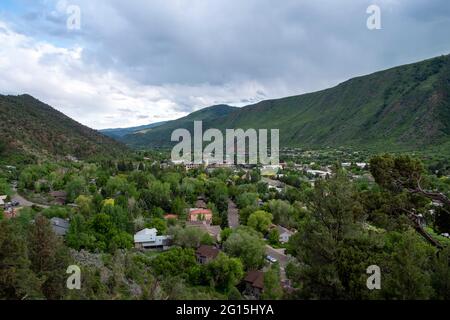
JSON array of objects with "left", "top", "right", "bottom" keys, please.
[
  {"left": 121, "top": 54, "right": 450, "bottom": 153},
  {"left": 0, "top": 94, "right": 128, "bottom": 163}
]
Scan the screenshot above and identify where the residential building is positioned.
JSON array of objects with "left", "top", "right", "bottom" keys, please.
[
  {"left": 0, "top": 195, "right": 7, "bottom": 207},
  {"left": 188, "top": 208, "right": 213, "bottom": 223},
  {"left": 50, "top": 190, "right": 67, "bottom": 205},
  {"left": 164, "top": 214, "right": 179, "bottom": 220},
  {"left": 134, "top": 228, "right": 172, "bottom": 250},
  {"left": 195, "top": 245, "right": 220, "bottom": 264},
  {"left": 243, "top": 270, "right": 265, "bottom": 299},
  {"left": 275, "top": 225, "right": 295, "bottom": 244},
  {"left": 261, "top": 165, "right": 282, "bottom": 177},
  {"left": 195, "top": 196, "right": 208, "bottom": 209},
  {"left": 50, "top": 217, "right": 70, "bottom": 236},
  {"left": 306, "top": 169, "right": 331, "bottom": 179}
]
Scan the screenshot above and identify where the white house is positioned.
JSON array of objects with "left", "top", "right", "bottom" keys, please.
[
  {"left": 276, "top": 225, "right": 295, "bottom": 244},
  {"left": 306, "top": 169, "right": 330, "bottom": 179},
  {"left": 356, "top": 163, "right": 368, "bottom": 169},
  {"left": 134, "top": 228, "right": 172, "bottom": 250},
  {"left": 0, "top": 195, "right": 7, "bottom": 207}
]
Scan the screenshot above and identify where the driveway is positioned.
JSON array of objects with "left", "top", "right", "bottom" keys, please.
[
  {"left": 227, "top": 199, "right": 240, "bottom": 229},
  {"left": 265, "top": 245, "right": 290, "bottom": 282}
]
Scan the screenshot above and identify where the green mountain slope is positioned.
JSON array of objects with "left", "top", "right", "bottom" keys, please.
[
  {"left": 100, "top": 121, "right": 167, "bottom": 139},
  {"left": 0, "top": 94, "right": 128, "bottom": 163},
  {"left": 121, "top": 104, "right": 239, "bottom": 148},
  {"left": 121, "top": 54, "right": 450, "bottom": 152}
]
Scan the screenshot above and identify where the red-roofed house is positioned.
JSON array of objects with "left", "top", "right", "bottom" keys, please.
[
  {"left": 188, "top": 208, "right": 213, "bottom": 223},
  {"left": 164, "top": 214, "right": 179, "bottom": 220}
]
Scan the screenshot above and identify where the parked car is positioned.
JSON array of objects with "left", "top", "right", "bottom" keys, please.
[
  {"left": 266, "top": 255, "right": 278, "bottom": 263},
  {"left": 11, "top": 200, "right": 20, "bottom": 207}
]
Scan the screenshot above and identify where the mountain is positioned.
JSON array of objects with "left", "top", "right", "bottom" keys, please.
[
  {"left": 100, "top": 121, "right": 167, "bottom": 139},
  {"left": 120, "top": 104, "right": 239, "bottom": 148},
  {"left": 120, "top": 54, "right": 450, "bottom": 152},
  {"left": 0, "top": 94, "right": 128, "bottom": 163}
]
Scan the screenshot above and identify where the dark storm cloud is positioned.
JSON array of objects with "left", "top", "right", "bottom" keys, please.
[
  {"left": 1, "top": 0, "right": 449, "bottom": 128},
  {"left": 54, "top": 0, "right": 450, "bottom": 91}
]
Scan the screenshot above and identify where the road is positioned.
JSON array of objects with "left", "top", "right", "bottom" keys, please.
[
  {"left": 227, "top": 199, "right": 240, "bottom": 229},
  {"left": 11, "top": 182, "right": 49, "bottom": 209},
  {"left": 265, "top": 245, "right": 289, "bottom": 282}
]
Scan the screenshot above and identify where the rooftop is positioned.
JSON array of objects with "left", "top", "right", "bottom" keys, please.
[
  {"left": 196, "top": 245, "right": 220, "bottom": 259},
  {"left": 244, "top": 270, "right": 265, "bottom": 289}
]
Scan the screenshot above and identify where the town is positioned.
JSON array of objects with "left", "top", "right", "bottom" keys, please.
[{"left": 1, "top": 147, "right": 449, "bottom": 300}]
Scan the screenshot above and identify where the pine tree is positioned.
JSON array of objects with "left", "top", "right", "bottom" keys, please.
[{"left": 28, "top": 215, "right": 71, "bottom": 300}]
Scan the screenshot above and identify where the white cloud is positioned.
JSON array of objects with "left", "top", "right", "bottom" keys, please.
[{"left": 1, "top": 1, "right": 449, "bottom": 130}]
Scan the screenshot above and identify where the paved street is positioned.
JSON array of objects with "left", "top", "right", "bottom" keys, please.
[{"left": 11, "top": 182, "right": 49, "bottom": 209}]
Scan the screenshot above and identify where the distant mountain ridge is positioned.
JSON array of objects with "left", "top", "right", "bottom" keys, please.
[
  {"left": 120, "top": 104, "right": 239, "bottom": 148},
  {"left": 0, "top": 94, "right": 128, "bottom": 162},
  {"left": 118, "top": 54, "right": 450, "bottom": 152},
  {"left": 101, "top": 121, "right": 167, "bottom": 139}
]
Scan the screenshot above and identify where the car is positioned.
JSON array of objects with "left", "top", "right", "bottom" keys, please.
[
  {"left": 11, "top": 200, "right": 20, "bottom": 207},
  {"left": 266, "top": 255, "right": 278, "bottom": 263}
]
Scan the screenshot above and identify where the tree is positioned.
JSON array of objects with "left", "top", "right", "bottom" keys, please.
[
  {"left": 247, "top": 210, "right": 273, "bottom": 234},
  {"left": 268, "top": 229, "right": 280, "bottom": 246},
  {"left": 145, "top": 217, "right": 167, "bottom": 235},
  {"left": 204, "top": 253, "right": 244, "bottom": 291},
  {"left": 223, "top": 227, "right": 266, "bottom": 270},
  {"left": 169, "top": 226, "right": 214, "bottom": 248},
  {"left": 267, "top": 199, "right": 297, "bottom": 228},
  {"left": 432, "top": 246, "right": 450, "bottom": 299},
  {"left": 236, "top": 192, "right": 259, "bottom": 209},
  {"left": 66, "top": 214, "right": 96, "bottom": 251},
  {"left": 65, "top": 176, "right": 87, "bottom": 203},
  {"left": 0, "top": 220, "right": 41, "bottom": 300},
  {"left": 75, "top": 195, "right": 93, "bottom": 216},
  {"left": 150, "top": 248, "right": 197, "bottom": 279},
  {"left": 139, "top": 181, "right": 171, "bottom": 211},
  {"left": 379, "top": 231, "right": 435, "bottom": 300},
  {"left": 27, "top": 215, "right": 71, "bottom": 299},
  {"left": 370, "top": 154, "right": 448, "bottom": 248},
  {"left": 262, "top": 263, "right": 283, "bottom": 300},
  {"left": 287, "top": 170, "right": 376, "bottom": 299}
]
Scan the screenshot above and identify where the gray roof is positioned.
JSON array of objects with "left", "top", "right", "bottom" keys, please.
[{"left": 51, "top": 217, "right": 70, "bottom": 236}]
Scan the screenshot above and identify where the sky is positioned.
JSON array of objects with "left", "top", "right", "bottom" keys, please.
[{"left": 0, "top": 0, "right": 449, "bottom": 130}]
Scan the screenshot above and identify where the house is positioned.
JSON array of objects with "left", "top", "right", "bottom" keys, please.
[
  {"left": 3, "top": 207, "right": 17, "bottom": 219},
  {"left": 243, "top": 270, "right": 265, "bottom": 299},
  {"left": 195, "top": 196, "right": 208, "bottom": 209},
  {"left": 306, "top": 169, "right": 331, "bottom": 179},
  {"left": 356, "top": 163, "right": 368, "bottom": 169},
  {"left": 186, "top": 221, "right": 222, "bottom": 242},
  {"left": 50, "top": 217, "right": 70, "bottom": 236},
  {"left": 195, "top": 245, "right": 220, "bottom": 264},
  {"left": 0, "top": 195, "right": 7, "bottom": 207},
  {"left": 275, "top": 225, "right": 295, "bottom": 244},
  {"left": 261, "top": 165, "right": 282, "bottom": 177},
  {"left": 164, "top": 214, "right": 179, "bottom": 220},
  {"left": 189, "top": 208, "right": 213, "bottom": 223},
  {"left": 134, "top": 228, "right": 172, "bottom": 250},
  {"left": 50, "top": 191, "right": 67, "bottom": 205}
]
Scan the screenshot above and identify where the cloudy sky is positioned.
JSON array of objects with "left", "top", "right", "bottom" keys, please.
[{"left": 0, "top": 0, "right": 449, "bottom": 129}]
